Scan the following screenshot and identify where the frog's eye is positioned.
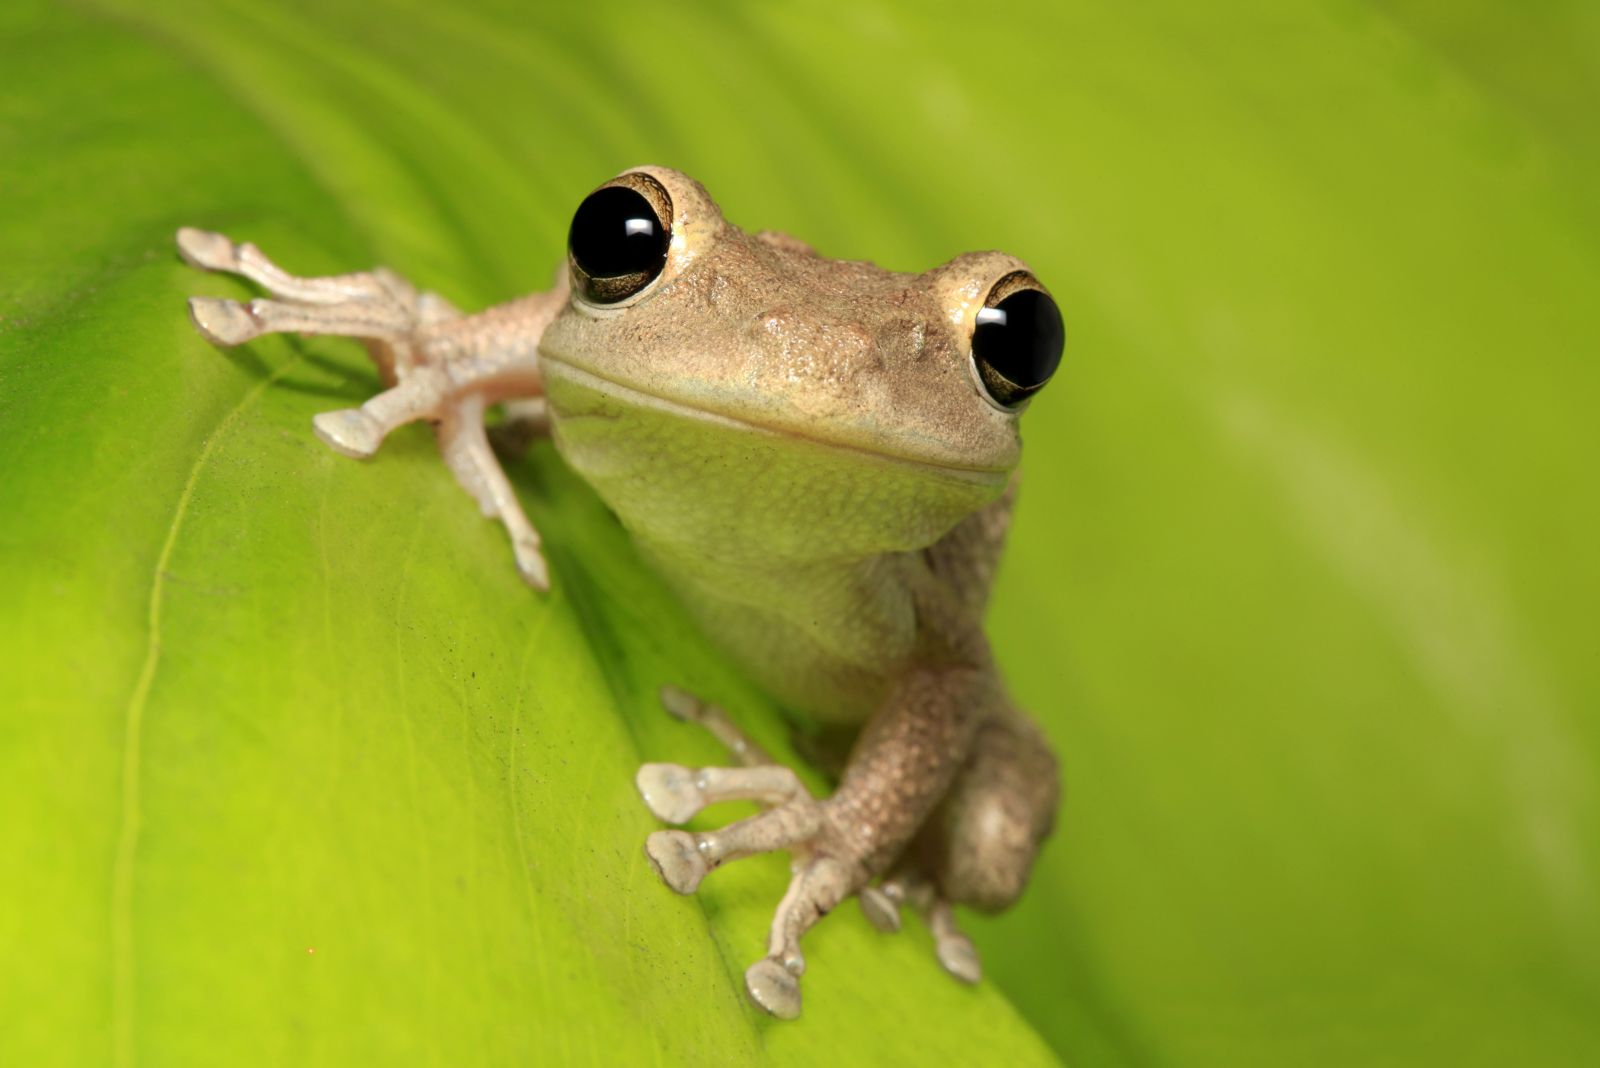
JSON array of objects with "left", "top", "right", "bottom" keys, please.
[
  {"left": 969, "top": 272, "right": 1064, "bottom": 410},
  {"left": 567, "top": 173, "right": 673, "bottom": 304}
]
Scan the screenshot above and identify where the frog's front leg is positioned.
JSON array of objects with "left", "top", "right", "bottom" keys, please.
[
  {"left": 636, "top": 669, "right": 983, "bottom": 1019},
  {"left": 177, "top": 228, "right": 564, "bottom": 588}
]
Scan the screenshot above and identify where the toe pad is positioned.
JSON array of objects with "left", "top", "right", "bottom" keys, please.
[
  {"left": 187, "top": 297, "right": 257, "bottom": 346},
  {"left": 644, "top": 830, "right": 708, "bottom": 894},
  {"left": 176, "top": 227, "right": 237, "bottom": 272},
  {"left": 635, "top": 763, "right": 702, "bottom": 825},
  {"left": 936, "top": 935, "right": 982, "bottom": 985},
  {"left": 312, "top": 409, "right": 383, "bottom": 459},
  {"left": 745, "top": 958, "right": 802, "bottom": 1020},
  {"left": 857, "top": 886, "right": 902, "bottom": 933}
]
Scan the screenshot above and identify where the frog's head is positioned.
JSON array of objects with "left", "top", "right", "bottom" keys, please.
[{"left": 540, "top": 166, "right": 1064, "bottom": 564}]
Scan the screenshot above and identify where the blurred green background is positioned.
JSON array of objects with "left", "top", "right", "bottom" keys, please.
[{"left": 2, "top": 0, "right": 1597, "bottom": 1065}]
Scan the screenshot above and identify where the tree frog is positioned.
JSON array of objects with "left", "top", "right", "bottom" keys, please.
[{"left": 177, "top": 166, "right": 1063, "bottom": 1020}]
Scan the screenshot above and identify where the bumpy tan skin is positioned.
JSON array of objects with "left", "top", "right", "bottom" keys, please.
[{"left": 177, "top": 166, "right": 1059, "bottom": 1020}]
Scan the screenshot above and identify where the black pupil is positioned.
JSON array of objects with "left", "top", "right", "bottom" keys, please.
[
  {"left": 568, "top": 186, "right": 668, "bottom": 282},
  {"left": 972, "top": 289, "right": 1064, "bottom": 396}
]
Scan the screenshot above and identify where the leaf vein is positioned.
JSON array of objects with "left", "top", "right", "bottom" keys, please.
[{"left": 110, "top": 355, "right": 301, "bottom": 1068}]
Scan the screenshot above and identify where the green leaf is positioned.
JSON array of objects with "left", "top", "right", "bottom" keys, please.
[
  {"left": 0, "top": 3, "right": 1058, "bottom": 1065},
  {"left": 3, "top": 1, "right": 1598, "bottom": 1067}
]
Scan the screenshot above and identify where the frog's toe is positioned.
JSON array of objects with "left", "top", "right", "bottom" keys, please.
[
  {"left": 658, "top": 685, "right": 700, "bottom": 723},
  {"left": 187, "top": 296, "right": 259, "bottom": 347},
  {"left": 857, "top": 885, "right": 902, "bottom": 933},
  {"left": 929, "top": 899, "right": 983, "bottom": 984},
  {"left": 312, "top": 408, "right": 384, "bottom": 459},
  {"left": 866, "top": 867, "right": 984, "bottom": 983},
  {"left": 654, "top": 686, "right": 774, "bottom": 766},
  {"left": 635, "top": 763, "right": 703, "bottom": 825},
  {"left": 935, "top": 928, "right": 982, "bottom": 984},
  {"left": 176, "top": 226, "right": 240, "bottom": 272},
  {"left": 744, "top": 957, "right": 802, "bottom": 1020},
  {"left": 510, "top": 535, "right": 549, "bottom": 591},
  {"left": 644, "top": 830, "right": 709, "bottom": 894}
]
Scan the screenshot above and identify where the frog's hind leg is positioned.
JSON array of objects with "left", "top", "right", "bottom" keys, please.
[
  {"left": 861, "top": 706, "right": 1059, "bottom": 985},
  {"left": 933, "top": 708, "right": 1059, "bottom": 913},
  {"left": 177, "top": 226, "right": 561, "bottom": 588}
]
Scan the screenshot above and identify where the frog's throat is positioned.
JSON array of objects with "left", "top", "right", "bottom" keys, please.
[{"left": 538, "top": 351, "right": 1010, "bottom": 486}]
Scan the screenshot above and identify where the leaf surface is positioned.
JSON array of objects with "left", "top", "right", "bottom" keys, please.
[{"left": 2, "top": 1, "right": 1597, "bottom": 1066}]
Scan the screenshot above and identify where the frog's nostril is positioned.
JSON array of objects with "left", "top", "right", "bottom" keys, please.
[{"left": 873, "top": 317, "right": 930, "bottom": 361}]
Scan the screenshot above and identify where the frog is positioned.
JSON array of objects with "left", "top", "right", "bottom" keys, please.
[{"left": 176, "top": 165, "right": 1064, "bottom": 1020}]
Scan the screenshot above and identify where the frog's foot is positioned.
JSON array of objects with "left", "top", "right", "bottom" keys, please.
[
  {"left": 177, "top": 227, "right": 555, "bottom": 589},
  {"left": 859, "top": 869, "right": 982, "bottom": 984},
  {"left": 178, "top": 227, "right": 457, "bottom": 356},
  {"left": 641, "top": 812, "right": 860, "bottom": 1019},
  {"left": 635, "top": 686, "right": 865, "bottom": 1019}
]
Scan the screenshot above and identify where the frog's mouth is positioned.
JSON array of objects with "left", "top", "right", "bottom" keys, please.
[{"left": 538, "top": 351, "right": 1010, "bottom": 486}]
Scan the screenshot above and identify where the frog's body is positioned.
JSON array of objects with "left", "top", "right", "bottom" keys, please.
[
  {"left": 177, "top": 166, "right": 1062, "bottom": 1019},
  {"left": 553, "top": 348, "right": 970, "bottom": 721},
  {"left": 540, "top": 206, "right": 1017, "bottom": 723}
]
